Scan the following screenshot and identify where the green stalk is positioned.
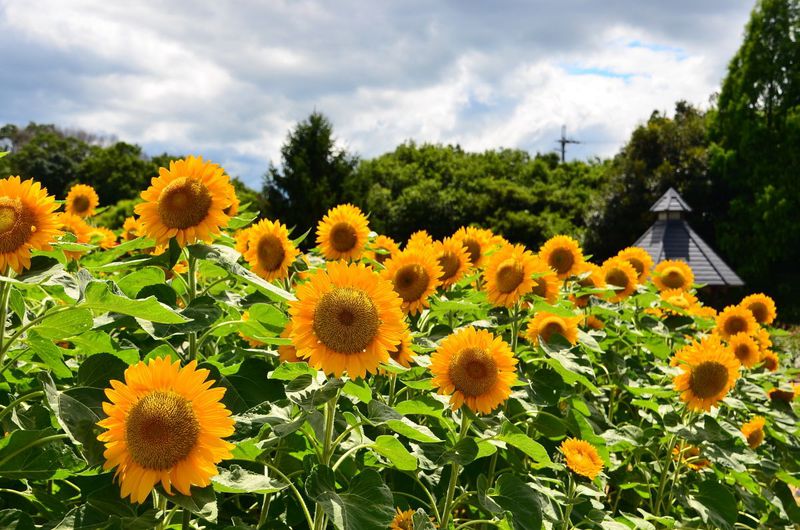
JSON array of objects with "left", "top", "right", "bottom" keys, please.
[
  {"left": 440, "top": 412, "right": 471, "bottom": 529},
  {"left": 0, "top": 390, "right": 44, "bottom": 424},
  {"left": 182, "top": 508, "right": 191, "bottom": 530},
  {"left": 0, "top": 275, "right": 11, "bottom": 355},
  {"left": 0, "top": 434, "right": 68, "bottom": 467},
  {"left": 509, "top": 302, "right": 521, "bottom": 354},
  {"left": 653, "top": 434, "right": 677, "bottom": 515},
  {"left": 186, "top": 253, "right": 198, "bottom": 361},
  {"left": 313, "top": 393, "right": 339, "bottom": 530},
  {"left": 561, "top": 473, "right": 576, "bottom": 530}
]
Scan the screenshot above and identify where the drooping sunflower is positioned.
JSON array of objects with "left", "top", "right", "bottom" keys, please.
[
  {"left": 135, "top": 156, "right": 232, "bottom": 247},
  {"left": 97, "top": 357, "right": 234, "bottom": 504},
  {"left": 0, "top": 176, "right": 61, "bottom": 273},
  {"left": 672, "top": 335, "right": 740, "bottom": 411},
  {"left": 581, "top": 315, "right": 605, "bottom": 330},
  {"left": 767, "top": 387, "right": 797, "bottom": 403},
  {"left": 525, "top": 311, "right": 580, "bottom": 346},
  {"left": 244, "top": 219, "right": 299, "bottom": 281},
  {"left": 652, "top": 260, "right": 694, "bottom": 291},
  {"left": 58, "top": 212, "right": 93, "bottom": 260},
  {"left": 560, "top": 438, "right": 604, "bottom": 480},
  {"left": 381, "top": 248, "right": 442, "bottom": 315},
  {"left": 483, "top": 244, "right": 538, "bottom": 308},
  {"left": 600, "top": 257, "right": 638, "bottom": 302},
  {"left": 740, "top": 293, "right": 777, "bottom": 325},
  {"left": 741, "top": 416, "right": 766, "bottom": 449},
  {"left": 452, "top": 226, "right": 495, "bottom": 268},
  {"left": 289, "top": 261, "right": 405, "bottom": 378},
  {"left": 538, "top": 235, "right": 584, "bottom": 279},
  {"left": 121, "top": 216, "right": 145, "bottom": 241},
  {"left": 389, "top": 508, "right": 415, "bottom": 530},
  {"left": 761, "top": 350, "right": 779, "bottom": 372},
  {"left": 433, "top": 237, "right": 470, "bottom": 288},
  {"left": 616, "top": 247, "right": 653, "bottom": 284},
  {"left": 387, "top": 328, "right": 415, "bottom": 368},
  {"left": 430, "top": 326, "right": 517, "bottom": 414},
  {"left": 570, "top": 262, "right": 604, "bottom": 308},
  {"left": 406, "top": 230, "right": 434, "bottom": 251},
  {"left": 715, "top": 305, "right": 758, "bottom": 340},
  {"left": 64, "top": 183, "right": 100, "bottom": 218},
  {"left": 728, "top": 333, "right": 760, "bottom": 368},
  {"left": 366, "top": 235, "right": 400, "bottom": 266},
  {"left": 277, "top": 322, "right": 301, "bottom": 363},
  {"left": 315, "top": 204, "right": 370, "bottom": 261},
  {"left": 92, "top": 226, "right": 118, "bottom": 250},
  {"left": 529, "top": 258, "right": 560, "bottom": 304}
]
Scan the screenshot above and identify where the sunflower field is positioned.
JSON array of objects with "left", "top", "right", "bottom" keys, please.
[{"left": 0, "top": 156, "right": 798, "bottom": 530}]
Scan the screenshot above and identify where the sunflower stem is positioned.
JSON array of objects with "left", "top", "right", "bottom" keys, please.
[
  {"left": 0, "top": 390, "right": 44, "bottom": 424},
  {"left": 186, "top": 253, "right": 198, "bottom": 361},
  {"left": 181, "top": 507, "right": 191, "bottom": 530},
  {"left": 509, "top": 302, "right": 521, "bottom": 354},
  {"left": 653, "top": 433, "right": 677, "bottom": 515},
  {"left": 561, "top": 473, "right": 576, "bottom": 530},
  {"left": 0, "top": 272, "right": 11, "bottom": 356},
  {"left": 313, "top": 390, "right": 339, "bottom": 530},
  {"left": 441, "top": 411, "right": 471, "bottom": 529}
]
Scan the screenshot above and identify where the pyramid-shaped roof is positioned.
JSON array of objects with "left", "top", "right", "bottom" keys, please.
[
  {"left": 635, "top": 189, "right": 743, "bottom": 286},
  {"left": 650, "top": 187, "right": 692, "bottom": 213}
]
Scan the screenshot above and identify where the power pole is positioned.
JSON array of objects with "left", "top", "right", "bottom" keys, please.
[{"left": 556, "top": 125, "right": 580, "bottom": 163}]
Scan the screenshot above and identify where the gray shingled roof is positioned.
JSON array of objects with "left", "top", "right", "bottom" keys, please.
[
  {"left": 650, "top": 187, "right": 692, "bottom": 213},
  {"left": 634, "top": 220, "right": 744, "bottom": 286}
]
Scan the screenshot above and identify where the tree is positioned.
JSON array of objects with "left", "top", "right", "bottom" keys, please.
[
  {"left": 262, "top": 112, "right": 358, "bottom": 234},
  {"left": 77, "top": 142, "right": 154, "bottom": 204}
]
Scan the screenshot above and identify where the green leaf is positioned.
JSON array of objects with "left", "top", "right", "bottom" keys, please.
[
  {"left": 411, "top": 509, "right": 437, "bottom": 530},
  {"left": 687, "top": 480, "right": 737, "bottom": 530},
  {"left": 372, "top": 435, "right": 417, "bottom": 471},
  {"left": 81, "top": 280, "right": 188, "bottom": 324},
  {"left": 0, "top": 509, "right": 35, "bottom": 530},
  {"left": 368, "top": 401, "right": 443, "bottom": 443},
  {"left": 77, "top": 353, "right": 129, "bottom": 387},
  {"left": 305, "top": 466, "right": 395, "bottom": 530},
  {"left": 497, "top": 421, "right": 553, "bottom": 468},
  {"left": 36, "top": 308, "right": 93, "bottom": 340},
  {"left": 211, "top": 464, "right": 288, "bottom": 494},
  {"left": 167, "top": 484, "right": 217, "bottom": 522},
  {"left": 269, "top": 362, "right": 317, "bottom": 381},
  {"left": 493, "top": 474, "right": 543, "bottom": 530},
  {"left": 116, "top": 267, "right": 166, "bottom": 297},
  {"left": 41, "top": 374, "right": 105, "bottom": 466},
  {"left": 0, "top": 428, "right": 81, "bottom": 479},
  {"left": 26, "top": 332, "right": 72, "bottom": 378},
  {"left": 439, "top": 438, "right": 479, "bottom": 465},
  {"left": 343, "top": 379, "right": 372, "bottom": 404}
]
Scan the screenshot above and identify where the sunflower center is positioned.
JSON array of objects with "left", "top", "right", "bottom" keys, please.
[
  {"left": 394, "top": 264, "right": 430, "bottom": 302},
  {"left": 746, "top": 429, "right": 764, "bottom": 448},
  {"left": 448, "top": 347, "right": 498, "bottom": 397},
  {"left": 463, "top": 238, "right": 481, "bottom": 265},
  {"left": 605, "top": 268, "right": 630, "bottom": 290},
  {"left": 532, "top": 278, "right": 549, "bottom": 298},
  {"left": 157, "top": 178, "right": 212, "bottom": 229},
  {"left": 723, "top": 316, "right": 747, "bottom": 336},
  {"left": 628, "top": 258, "right": 644, "bottom": 276},
  {"left": 549, "top": 248, "right": 574, "bottom": 274},
  {"left": 125, "top": 391, "right": 199, "bottom": 470},
  {"left": 733, "top": 344, "right": 753, "bottom": 362},
  {"left": 256, "top": 235, "right": 286, "bottom": 271},
  {"left": 0, "top": 197, "right": 35, "bottom": 253},
  {"left": 748, "top": 302, "right": 767, "bottom": 323},
  {"left": 689, "top": 361, "right": 729, "bottom": 399},
  {"left": 667, "top": 295, "right": 689, "bottom": 308},
  {"left": 495, "top": 259, "right": 525, "bottom": 293},
  {"left": 438, "top": 252, "right": 460, "bottom": 281},
  {"left": 313, "top": 287, "right": 380, "bottom": 353},
  {"left": 330, "top": 222, "right": 357, "bottom": 252},
  {"left": 661, "top": 267, "right": 686, "bottom": 289},
  {"left": 540, "top": 319, "right": 567, "bottom": 343},
  {"left": 389, "top": 342, "right": 405, "bottom": 362},
  {"left": 71, "top": 195, "right": 91, "bottom": 214}
]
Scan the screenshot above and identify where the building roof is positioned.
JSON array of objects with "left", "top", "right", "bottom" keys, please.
[
  {"left": 635, "top": 219, "right": 744, "bottom": 286},
  {"left": 650, "top": 187, "right": 692, "bottom": 213}
]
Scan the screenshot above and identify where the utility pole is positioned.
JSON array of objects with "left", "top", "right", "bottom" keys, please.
[{"left": 556, "top": 125, "right": 580, "bottom": 163}]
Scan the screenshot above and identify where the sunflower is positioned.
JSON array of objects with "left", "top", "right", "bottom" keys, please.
[
  {"left": 389, "top": 508, "right": 415, "bottom": 530},
  {"left": 740, "top": 293, "right": 777, "bottom": 325},
  {"left": 761, "top": 350, "right": 779, "bottom": 372},
  {"left": 234, "top": 227, "right": 252, "bottom": 254},
  {"left": 382, "top": 248, "right": 442, "bottom": 315},
  {"left": 659, "top": 289, "right": 699, "bottom": 315},
  {"left": 366, "top": 235, "right": 400, "bottom": 266},
  {"left": 121, "top": 216, "right": 145, "bottom": 241},
  {"left": 277, "top": 322, "right": 301, "bottom": 363},
  {"left": 238, "top": 310, "right": 263, "bottom": 348},
  {"left": 452, "top": 226, "right": 495, "bottom": 268},
  {"left": 560, "top": 438, "right": 604, "bottom": 480},
  {"left": 244, "top": 219, "right": 299, "bottom": 281},
  {"left": 65, "top": 183, "right": 100, "bottom": 218},
  {"left": 433, "top": 237, "right": 470, "bottom": 288},
  {"left": 97, "top": 357, "right": 234, "bottom": 504},
  {"left": 0, "top": 176, "right": 61, "bottom": 273},
  {"left": 525, "top": 311, "right": 580, "bottom": 346},
  {"left": 406, "top": 230, "right": 434, "bottom": 250},
  {"left": 289, "top": 261, "right": 405, "bottom": 378},
  {"left": 316, "top": 204, "right": 370, "bottom": 261},
  {"left": 728, "top": 333, "right": 760, "bottom": 368},
  {"left": 538, "top": 235, "right": 584, "bottom": 279},
  {"left": 430, "top": 326, "right": 517, "bottom": 414},
  {"left": 387, "top": 328, "right": 415, "bottom": 368},
  {"left": 58, "top": 212, "right": 93, "bottom": 260},
  {"left": 753, "top": 327, "right": 773, "bottom": 355},
  {"left": 673, "top": 445, "right": 711, "bottom": 471},
  {"left": 528, "top": 258, "right": 560, "bottom": 304},
  {"left": 135, "top": 156, "right": 231, "bottom": 247},
  {"left": 484, "top": 244, "right": 538, "bottom": 308},
  {"left": 715, "top": 305, "right": 758, "bottom": 340},
  {"left": 691, "top": 305, "right": 718, "bottom": 319},
  {"left": 222, "top": 181, "right": 239, "bottom": 217},
  {"left": 92, "top": 227, "right": 118, "bottom": 250},
  {"left": 767, "top": 387, "right": 796, "bottom": 402},
  {"left": 581, "top": 315, "right": 605, "bottom": 330},
  {"left": 615, "top": 247, "right": 653, "bottom": 283},
  {"left": 600, "top": 257, "right": 638, "bottom": 302},
  {"left": 741, "top": 416, "right": 766, "bottom": 449},
  {"left": 672, "top": 335, "right": 740, "bottom": 411},
  {"left": 570, "top": 262, "right": 604, "bottom": 308},
  {"left": 652, "top": 260, "right": 694, "bottom": 291}
]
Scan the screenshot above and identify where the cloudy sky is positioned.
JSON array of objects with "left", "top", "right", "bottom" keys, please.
[{"left": 1, "top": 0, "right": 753, "bottom": 187}]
